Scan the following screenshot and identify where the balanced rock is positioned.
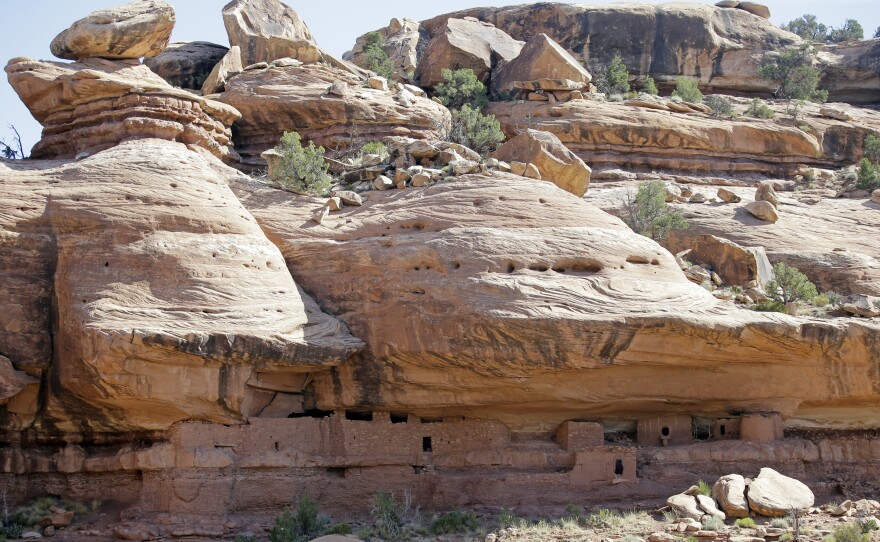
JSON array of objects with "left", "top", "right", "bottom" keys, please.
[
  {"left": 842, "top": 295, "right": 880, "bottom": 318},
  {"left": 491, "top": 129, "right": 591, "bottom": 196},
  {"left": 223, "top": 0, "right": 323, "bottom": 67},
  {"left": 50, "top": 0, "right": 175, "bottom": 61},
  {"left": 745, "top": 201, "right": 779, "bottom": 222},
  {"left": 747, "top": 468, "right": 815, "bottom": 517},
  {"left": 492, "top": 33, "right": 591, "bottom": 95},
  {"left": 416, "top": 18, "right": 523, "bottom": 87},
  {"left": 713, "top": 474, "right": 749, "bottom": 518},
  {"left": 145, "top": 41, "right": 229, "bottom": 90},
  {"left": 755, "top": 181, "right": 780, "bottom": 208},
  {"left": 5, "top": 57, "right": 240, "bottom": 161},
  {"left": 736, "top": 2, "right": 771, "bottom": 19}
]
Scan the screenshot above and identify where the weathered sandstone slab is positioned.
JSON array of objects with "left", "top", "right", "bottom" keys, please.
[
  {"left": 5, "top": 57, "right": 240, "bottom": 161},
  {"left": 491, "top": 129, "right": 591, "bottom": 196},
  {"left": 747, "top": 467, "right": 815, "bottom": 516},
  {"left": 491, "top": 33, "right": 591, "bottom": 96},
  {"left": 346, "top": 18, "right": 425, "bottom": 81},
  {"left": 713, "top": 474, "right": 749, "bottom": 518},
  {"left": 223, "top": 0, "right": 322, "bottom": 66},
  {"left": 50, "top": 0, "right": 175, "bottom": 61}
]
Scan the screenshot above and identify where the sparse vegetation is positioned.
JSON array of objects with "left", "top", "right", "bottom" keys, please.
[
  {"left": 782, "top": 15, "right": 865, "bottom": 43},
  {"left": 696, "top": 480, "right": 712, "bottom": 496},
  {"left": 0, "top": 125, "right": 24, "bottom": 160},
  {"left": 642, "top": 75, "right": 659, "bottom": 95},
  {"left": 598, "top": 54, "right": 631, "bottom": 96},
  {"left": 672, "top": 78, "right": 703, "bottom": 103},
  {"left": 831, "top": 522, "right": 872, "bottom": 542},
  {"left": 745, "top": 98, "right": 775, "bottom": 119},
  {"left": 827, "top": 20, "right": 864, "bottom": 43},
  {"left": 362, "top": 31, "right": 396, "bottom": 80},
  {"left": 736, "top": 517, "right": 758, "bottom": 529},
  {"left": 704, "top": 95, "right": 737, "bottom": 118},
  {"left": 587, "top": 508, "right": 623, "bottom": 529},
  {"left": 856, "top": 136, "right": 880, "bottom": 190},
  {"left": 430, "top": 510, "right": 479, "bottom": 534},
  {"left": 434, "top": 68, "right": 489, "bottom": 111},
  {"left": 268, "top": 493, "right": 324, "bottom": 542},
  {"left": 765, "top": 262, "right": 818, "bottom": 307},
  {"left": 370, "top": 491, "right": 409, "bottom": 540},
  {"left": 322, "top": 523, "right": 353, "bottom": 536},
  {"left": 757, "top": 45, "right": 828, "bottom": 102},
  {"left": 621, "top": 181, "right": 689, "bottom": 241},
  {"left": 268, "top": 131, "right": 332, "bottom": 196},
  {"left": 772, "top": 517, "right": 792, "bottom": 529},
  {"left": 448, "top": 104, "right": 505, "bottom": 156},
  {"left": 703, "top": 516, "right": 725, "bottom": 532}
]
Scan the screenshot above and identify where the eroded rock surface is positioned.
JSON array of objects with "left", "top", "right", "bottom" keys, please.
[
  {"left": 491, "top": 129, "right": 591, "bottom": 196},
  {"left": 748, "top": 467, "right": 816, "bottom": 516},
  {"left": 5, "top": 57, "right": 240, "bottom": 161},
  {"left": 218, "top": 63, "right": 450, "bottom": 164},
  {"left": 233, "top": 173, "right": 880, "bottom": 431},
  {"left": 0, "top": 140, "right": 362, "bottom": 432},
  {"left": 223, "top": 0, "right": 322, "bottom": 66},
  {"left": 491, "top": 33, "right": 592, "bottom": 96},
  {"left": 50, "top": 0, "right": 175, "bottom": 61}
]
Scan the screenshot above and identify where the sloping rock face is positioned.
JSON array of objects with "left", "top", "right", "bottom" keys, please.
[
  {"left": 421, "top": 3, "right": 799, "bottom": 96},
  {"left": 817, "top": 39, "right": 880, "bottom": 105},
  {"left": 487, "top": 98, "right": 880, "bottom": 176},
  {"left": 491, "top": 33, "right": 592, "bottom": 96},
  {"left": 144, "top": 41, "right": 229, "bottom": 90},
  {"left": 50, "top": 0, "right": 175, "bottom": 61},
  {"left": 416, "top": 18, "right": 524, "bottom": 87},
  {"left": 5, "top": 57, "right": 240, "bottom": 161},
  {"left": 747, "top": 467, "right": 815, "bottom": 516},
  {"left": 223, "top": 0, "right": 322, "bottom": 66},
  {"left": 0, "top": 139, "right": 362, "bottom": 433},
  {"left": 218, "top": 62, "right": 451, "bottom": 164},
  {"left": 233, "top": 174, "right": 880, "bottom": 431}
]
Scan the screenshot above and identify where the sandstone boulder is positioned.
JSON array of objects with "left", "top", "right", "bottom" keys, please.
[
  {"left": 0, "top": 355, "right": 38, "bottom": 404},
  {"left": 716, "top": 1, "right": 771, "bottom": 19},
  {"left": 223, "top": 0, "right": 322, "bottom": 66},
  {"left": 347, "top": 18, "right": 424, "bottom": 81},
  {"left": 202, "top": 46, "right": 243, "bottom": 95},
  {"left": 491, "top": 129, "right": 591, "bottom": 196},
  {"left": 717, "top": 188, "right": 741, "bottom": 203},
  {"left": 755, "top": 181, "right": 780, "bottom": 208},
  {"left": 662, "top": 234, "right": 764, "bottom": 287},
  {"left": 871, "top": 189, "right": 880, "bottom": 204},
  {"left": 842, "top": 295, "right": 880, "bottom": 318},
  {"left": 50, "top": 0, "right": 175, "bottom": 61},
  {"left": 696, "top": 494, "right": 726, "bottom": 520},
  {"left": 747, "top": 468, "right": 814, "bottom": 517},
  {"left": 5, "top": 57, "right": 240, "bottom": 161},
  {"left": 218, "top": 63, "right": 450, "bottom": 165},
  {"left": 713, "top": 474, "right": 749, "bottom": 518},
  {"left": 145, "top": 41, "right": 229, "bottom": 90},
  {"left": 668, "top": 494, "right": 704, "bottom": 521},
  {"left": 492, "top": 33, "right": 591, "bottom": 96},
  {"left": 744, "top": 201, "right": 779, "bottom": 223},
  {"left": 416, "top": 18, "right": 523, "bottom": 87}
]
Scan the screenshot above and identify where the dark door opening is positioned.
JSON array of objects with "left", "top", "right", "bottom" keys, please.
[
  {"left": 614, "top": 459, "right": 624, "bottom": 476},
  {"left": 422, "top": 436, "right": 433, "bottom": 452}
]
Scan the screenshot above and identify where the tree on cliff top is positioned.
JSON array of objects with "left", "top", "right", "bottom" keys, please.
[
  {"left": 782, "top": 14, "right": 827, "bottom": 41},
  {"left": 827, "top": 19, "right": 864, "bottom": 43},
  {"left": 765, "top": 262, "right": 818, "bottom": 306},
  {"left": 757, "top": 45, "right": 828, "bottom": 102}
]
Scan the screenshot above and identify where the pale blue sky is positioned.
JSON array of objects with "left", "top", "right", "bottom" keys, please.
[{"left": 1, "top": 0, "right": 878, "bottom": 155}]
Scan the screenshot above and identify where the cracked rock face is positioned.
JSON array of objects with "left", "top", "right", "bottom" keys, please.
[{"left": 0, "top": 139, "right": 362, "bottom": 432}]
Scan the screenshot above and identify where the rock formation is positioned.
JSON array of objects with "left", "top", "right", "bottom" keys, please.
[
  {"left": 50, "top": 0, "right": 175, "bottom": 61},
  {"left": 5, "top": 57, "right": 240, "bottom": 161},
  {"left": 416, "top": 18, "right": 523, "bottom": 87},
  {"left": 487, "top": 98, "right": 880, "bottom": 176},
  {"left": 346, "top": 18, "right": 426, "bottom": 82},
  {"left": 491, "top": 129, "right": 591, "bottom": 196},
  {"left": 0, "top": 139, "right": 362, "bottom": 432},
  {"left": 222, "top": 0, "right": 322, "bottom": 66},
  {"left": 217, "top": 62, "right": 451, "bottom": 165},
  {"left": 144, "top": 41, "right": 229, "bottom": 90},
  {"left": 747, "top": 468, "right": 815, "bottom": 516},
  {"left": 491, "top": 33, "right": 592, "bottom": 98},
  {"left": 817, "top": 39, "right": 880, "bottom": 105}
]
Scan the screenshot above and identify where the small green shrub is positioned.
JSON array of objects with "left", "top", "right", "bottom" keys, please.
[
  {"left": 832, "top": 523, "right": 871, "bottom": 542},
  {"left": 745, "top": 98, "right": 776, "bottom": 119},
  {"left": 856, "top": 159, "right": 880, "bottom": 191},
  {"left": 703, "top": 516, "right": 725, "bottom": 532},
  {"left": 771, "top": 518, "right": 791, "bottom": 529},
  {"left": 370, "top": 492, "right": 406, "bottom": 540},
  {"left": 435, "top": 68, "right": 488, "bottom": 111},
  {"left": 430, "top": 511, "right": 479, "bottom": 534},
  {"left": 323, "top": 523, "right": 353, "bottom": 536},
  {"left": 621, "top": 181, "right": 689, "bottom": 241},
  {"left": 858, "top": 517, "right": 879, "bottom": 533},
  {"left": 268, "top": 493, "right": 324, "bottom": 542},
  {"left": 813, "top": 293, "right": 830, "bottom": 306},
  {"left": 779, "top": 533, "right": 794, "bottom": 542},
  {"left": 736, "top": 517, "right": 757, "bottom": 529},
  {"left": 448, "top": 104, "right": 505, "bottom": 156},
  {"left": 362, "top": 32, "right": 396, "bottom": 80},
  {"left": 865, "top": 134, "right": 880, "bottom": 164},
  {"left": 672, "top": 78, "right": 703, "bottom": 103},
  {"left": 565, "top": 503, "right": 584, "bottom": 521},
  {"left": 269, "top": 507, "right": 298, "bottom": 542},
  {"left": 752, "top": 300, "right": 788, "bottom": 313},
  {"left": 643, "top": 76, "right": 659, "bottom": 95},
  {"left": 765, "top": 262, "right": 818, "bottom": 306},
  {"left": 499, "top": 509, "right": 523, "bottom": 529},
  {"left": 269, "top": 131, "right": 332, "bottom": 196},
  {"left": 696, "top": 480, "right": 712, "bottom": 496},
  {"left": 587, "top": 509, "right": 622, "bottom": 529},
  {"left": 704, "top": 95, "right": 737, "bottom": 118},
  {"left": 360, "top": 141, "right": 388, "bottom": 160},
  {"left": 596, "top": 55, "right": 630, "bottom": 96}
]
